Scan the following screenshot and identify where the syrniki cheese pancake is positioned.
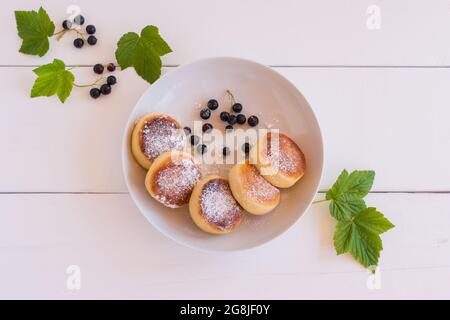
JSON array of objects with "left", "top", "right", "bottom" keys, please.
[
  {"left": 145, "top": 151, "right": 201, "bottom": 208},
  {"left": 228, "top": 162, "right": 280, "bottom": 215},
  {"left": 189, "top": 175, "right": 245, "bottom": 234},
  {"left": 250, "top": 132, "right": 306, "bottom": 188},
  {"left": 131, "top": 112, "right": 186, "bottom": 169}
]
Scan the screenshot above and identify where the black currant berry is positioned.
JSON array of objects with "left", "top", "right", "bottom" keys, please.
[
  {"left": 220, "top": 111, "right": 230, "bottom": 122},
  {"left": 86, "top": 25, "right": 96, "bottom": 34},
  {"left": 202, "top": 123, "right": 213, "bottom": 133},
  {"left": 242, "top": 143, "right": 251, "bottom": 153},
  {"left": 100, "top": 84, "right": 111, "bottom": 95},
  {"left": 207, "top": 99, "right": 219, "bottom": 110},
  {"left": 87, "top": 35, "right": 97, "bottom": 45},
  {"left": 248, "top": 115, "right": 259, "bottom": 127},
  {"left": 107, "top": 63, "right": 116, "bottom": 72},
  {"left": 228, "top": 114, "right": 237, "bottom": 125},
  {"left": 200, "top": 108, "right": 211, "bottom": 120},
  {"left": 232, "top": 103, "right": 242, "bottom": 113},
  {"left": 93, "top": 64, "right": 104, "bottom": 74},
  {"left": 73, "top": 38, "right": 84, "bottom": 48},
  {"left": 183, "top": 127, "right": 192, "bottom": 135},
  {"left": 225, "top": 125, "right": 233, "bottom": 131},
  {"left": 222, "top": 147, "right": 231, "bottom": 156},
  {"left": 89, "top": 88, "right": 101, "bottom": 99},
  {"left": 106, "top": 75, "right": 117, "bottom": 85},
  {"left": 190, "top": 135, "right": 200, "bottom": 146},
  {"left": 236, "top": 114, "right": 246, "bottom": 124},
  {"left": 197, "top": 144, "right": 207, "bottom": 154},
  {"left": 62, "top": 20, "right": 72, "bottom": 30},
  {"left": 74, "top": 15, "right": 85, "bottom": 25}
]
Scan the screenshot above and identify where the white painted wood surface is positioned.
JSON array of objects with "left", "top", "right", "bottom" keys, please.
[{"left": 1, "top": 0, "right": 449, "bottom": 299}]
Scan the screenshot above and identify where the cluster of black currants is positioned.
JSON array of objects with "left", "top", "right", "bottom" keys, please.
[
  {"left": 89, "top": 63, "right": 117, "bottom": 99},
  {"left": 61, "top": 15, "right": 98, "bottom": 48}
]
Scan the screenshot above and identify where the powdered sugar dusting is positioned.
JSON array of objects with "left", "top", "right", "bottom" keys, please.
[
  {"left": 141, "top": 116, "right": 185, "bottom": 161},
  {"left": 267, "top": 133, "right": 303, "bottom": 174},
  {"left": 154, "top": 158, "right": 201, "bottom": 207},
  {"left": 245, "top": 165, "right": 279, "bottom": 201},
  {"left": 200, "top": 179, "right": 243, "bottom": 229}
]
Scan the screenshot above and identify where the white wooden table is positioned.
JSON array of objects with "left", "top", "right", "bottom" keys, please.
[{"left": 1, "top": 0, "right": 449, "bottom": 299}]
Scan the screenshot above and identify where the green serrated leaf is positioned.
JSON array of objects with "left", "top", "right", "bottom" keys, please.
[
  {"left": 15, "top": 7, "right": 55, "bottom": 57},
  {"left": 329, "top": 193, "right": 366, "bottom": 221},
  {"left": 115, "top": 25, "right": 172, "bottom": 84},
  {"left": 333, "top": 207, "right": 394, "bottom": 269},
  {"left": 326, "top": 169, "right": 375, "bottom": 200},
  {"left": 31, "top": 59, "right": 74, "bottom": 103}
]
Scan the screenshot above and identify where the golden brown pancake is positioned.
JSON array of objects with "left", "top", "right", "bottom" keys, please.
[
  {"left": 131, "top": 113, "right": 186, "bottom": 169},
  {"left": 250, "top": 132, "right": 306, "bottom": 188},
  {"left": 145, "top": 151, "right": 201, "bottom": 208},
  {"left": 228, "top": 162, "right": 280, "bottom": 215},
  {"left": 189, "top": 176, "right": 245, "bottom": 234}
]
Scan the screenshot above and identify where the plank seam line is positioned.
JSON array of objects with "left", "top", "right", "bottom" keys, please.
[{"left": 1, "top": 64, "right": 450, "bottom": 69}]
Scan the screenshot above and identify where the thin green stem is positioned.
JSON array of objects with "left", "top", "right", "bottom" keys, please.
[
  {"left": 226, "top": 89, "right": 236, "bottom": 106},
  {"left": 73, "top": 77, "right": 105, "bottom": 88},
  {"left": 312, "top": 199, "right": 329, "bottom": 205}
]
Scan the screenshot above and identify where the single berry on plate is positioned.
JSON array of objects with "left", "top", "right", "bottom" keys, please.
[
  {"left": 86, "top": 25, "right": 96, "bottom": 34},
  {"left": 106, "top": 75, "right": 117, "bottom": 85},
  {"left": 207, "top": 99, "right": 219, "bottom": 110},
  {"left": 74, "top": 15, "right": 85, "bottom": 25},
  {"left": 197, "top": 144, "right": 207, "bottom": 154},
  {"left": 222, "top": 147, "right": 231, "bottom": 156},
  {"left": 93, "top": 64, "right": 104, "bottom": 74},
  {"left": 87, "top": 35, "right": 97, "bottom": 45},
  {"left": 183, "top": 127, "right": 192, "bottom": 135},
  {"left": 236, "top": 114, "right": 246, "bottom": 124},
  {"left": 89, "top": 88, "right": 101, "bottom": 99},
  {"left": 107, "top": 63, "right": 116, "bottom": 72},
  {"left": 200, "top": 108, "right": 211, "bottom": 120},
  {"left": 232, "top": 103, "right": 242, "bottom": 113},
  {"left": 220, "top": 111, "right": 230, "bottom": 122},
  {"left": 248, "top": 115, "right": 259, "bottom": 127},
  {"left": 73, "top": 38, "right": 84, "bottom": 48},
  {"left": 225, "top": 125, "right": 233, "bottom": 131},
  {"left": 242, "top": 142, "right": 251, "bottom": 153},
  {"left": 100, "top": 84, "right": 111, "bottom": 95},
  {"left": 62, "top": 20, "right": 72, "bottom": 30},
  {"left": 228, "top": 114, "right": 237, "bottom": 125},
  {"left": 190, "top": 135, "right": 200, "bottom": 146},
  {"left": 202, "top": 123, "right": 213, "bottom": 133}
]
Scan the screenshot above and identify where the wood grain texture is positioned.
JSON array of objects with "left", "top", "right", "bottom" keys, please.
[
  {"left": 1, "top": 67, "right": 449, "bottom": 192},
  {"left": 3, "top": 0, "right": 450, "bottom": 66},
  {"left": 0, "top": 193, "right": 448, "bottom": 299}
]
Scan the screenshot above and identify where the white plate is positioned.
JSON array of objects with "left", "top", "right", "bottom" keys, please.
[{"left": 122, "top": 57, "right": 323, "bottom": 251}]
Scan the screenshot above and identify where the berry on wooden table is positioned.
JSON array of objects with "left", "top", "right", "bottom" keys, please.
[
  {"left": 93, "top": 64, "right": 104, "bottom": 74},
  {"left": 106, "top": 75, "right": 117, "bottom": 85},
  {"left": 73, "top": 38, "right": 84, "bottom": 48},
  {"left": 74, "top": 15, "right": 85, "bottom": 25},
  {"left": 100, "top": 84, "right": 111, "bottom": 95},
  {"left": 107, "top": 63, "right": 116, "bottom": 72},
  {"left": 89, "top": 88, "right": 101, "bottom": 99},
  {"left": 86, "top": 25, "right": 96, "bottom": 34},
  {"left": 62, "top": 20, "right": 72, "bottom": 30},
  {"left": 87, "top": 35, "right": 97, "bottom": 45}
]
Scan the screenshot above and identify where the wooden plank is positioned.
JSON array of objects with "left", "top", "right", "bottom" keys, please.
[
  {"left": 1, "top": 67, "right": 449, "bottom": 192},
  {"left": 2, "top": 0, "right": 450, "bottom": 66},
  {"left": 0, "top": 193, "right": 448, "bottom": 299}
]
